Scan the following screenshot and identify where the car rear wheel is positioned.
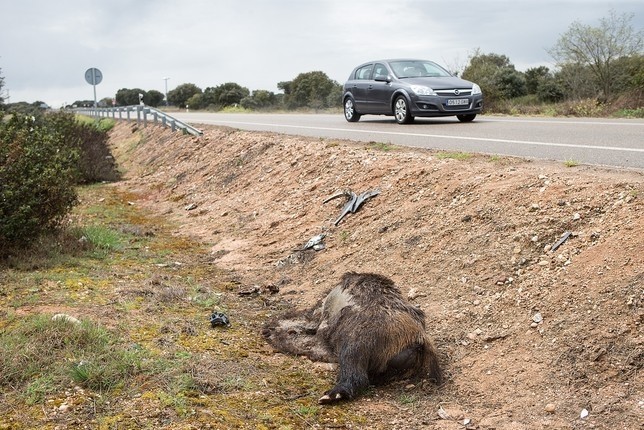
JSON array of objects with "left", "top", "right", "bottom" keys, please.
[
  {"left": 457, "top": 114, "right": 477, "bottom": 122},
  {"left": 344, "top": 98, "right": 360, "bottom": 122},
  {"left": 394, "top": 96, "right": 413, "bottom": 124}
]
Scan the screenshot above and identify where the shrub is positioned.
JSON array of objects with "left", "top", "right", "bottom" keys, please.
[
  {"left": 556, "top": 99, "right": 606, "bottom": 117},
  {"left": 0, "top": 113, "right": 81, "bottom": 248}
]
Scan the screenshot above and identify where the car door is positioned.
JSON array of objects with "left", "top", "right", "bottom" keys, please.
[
  {"left": 351, "top": 64, "right": 373, "bottom": 112},
  {"left": 367, "top": 63, "right": 392, "bottom": 114}
]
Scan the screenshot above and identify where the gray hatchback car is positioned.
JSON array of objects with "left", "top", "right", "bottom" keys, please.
[{"left": 343, "top": 59, "right": 483, "bottom": 124}]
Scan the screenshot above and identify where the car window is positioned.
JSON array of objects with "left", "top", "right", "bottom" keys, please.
[
  {"left": 421, "top": 62, "right": 451, "bottom": 77},
  {"left": 390, "top": 61, "right": 451, "bottom": 78},
  {"left": 355, "top": 65, "right": 373, "bottom": 80},
  {"left": 373, "top": 63, "right": 388, "bottom": 80}
]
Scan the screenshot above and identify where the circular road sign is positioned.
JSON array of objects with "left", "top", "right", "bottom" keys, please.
[{"left": 84, "top": 68, "right": 103, "bottom": 85}]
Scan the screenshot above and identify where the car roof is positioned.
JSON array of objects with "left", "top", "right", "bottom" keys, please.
[{"left": 352, "top": 59, "right": 437, "bottom": 69}]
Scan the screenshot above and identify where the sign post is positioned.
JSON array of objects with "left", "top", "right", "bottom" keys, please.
[{"left": 84, "top": 68, "right": 103, "bottom": 108}]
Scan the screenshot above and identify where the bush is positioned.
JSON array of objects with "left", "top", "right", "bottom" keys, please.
[
  {"left": 556, "top": 98, "right": 606, "bottom": 117},
  {"left": 0, "top": 113, "right": 81, "bottom": 248}
]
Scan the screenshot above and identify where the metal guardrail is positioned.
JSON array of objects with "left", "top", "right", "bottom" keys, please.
[{"left": 76, "top": 106, "right": 203, "bottom": 136}]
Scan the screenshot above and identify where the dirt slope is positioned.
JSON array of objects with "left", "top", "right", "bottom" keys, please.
[{"left": 110, "top": 120, "right": 643, "bottom": 429}]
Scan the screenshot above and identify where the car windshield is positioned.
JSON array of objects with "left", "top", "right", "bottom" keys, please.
[{"left": 389, "top": 61, "right": 452, "bottom": 79}]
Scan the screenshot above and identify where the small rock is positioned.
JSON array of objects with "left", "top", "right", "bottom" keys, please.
[
  {"left": 52, "top": 313, "right": 81, "bottom": 325},
  {"left": 573, "top": 213, "right": 581, "bottom": 221},
  {"left": 580, "top": 408, "right": 589, "bottom": 419},
  {"left": 544, "top": 403, "right": 556, "bottom": 413},
  {"left": 407, "top": 288, "right": 426, "bottom": 300},
  {"left": 185, "top": 203, "right": 198, "bottom": 211},
  {"left": 532, "top": 312, "right": 543, "bottom": 323}
]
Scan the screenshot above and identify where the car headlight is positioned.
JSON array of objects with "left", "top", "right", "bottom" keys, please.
[
  {"left": 472, "top": 84, "right": 482, "bottom": 95},
  {"left": 410, "top": 85, "right": 436, "bottom": 96}
]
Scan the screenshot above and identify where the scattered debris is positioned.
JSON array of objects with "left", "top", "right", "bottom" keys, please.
[
  {"left": 301, "top": 233, "right": 326, "bottom": 251},
  {"left": 238, "top": 284, "right": 280, "bottom": 296},
  {"left": 437, "top": 406, "right": 451, "bottom": 420},
  {"left": 185, "top": 203, "right": 198, "bottom": 211},
  {"left": 209, "top": 311, "right": 231, "bottom": 328},
  {"left": 237, "top": 285, "right": 260, "bottom": 296},
  {"left": 551, "top": 231, "right": 572, "bottom": 252},
  {"left": 324, "top": 189, "right": 380, "bottom": 226}
]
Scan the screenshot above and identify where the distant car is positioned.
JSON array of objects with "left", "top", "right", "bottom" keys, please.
[{"left": 343, "top": 59, "right": 483, "bottom": 124}]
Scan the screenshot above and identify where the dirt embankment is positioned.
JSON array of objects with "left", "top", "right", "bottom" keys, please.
[{"left": 110, "top": 121, "right": 642, "bottom": 429}]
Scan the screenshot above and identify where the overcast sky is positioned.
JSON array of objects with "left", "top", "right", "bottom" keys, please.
[{"left": 1, "top": 0, "right": 642, "bottom": 108}]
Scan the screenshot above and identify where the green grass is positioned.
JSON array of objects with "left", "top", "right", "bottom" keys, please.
[
  {"left": 366, "top": 141, "right": 394, "bottom": 152},
  {"left": 436, "top": 151, "right": 472, "bottom": 160},
  {"left": 0, "top": 315, "right": 150, "bottom": 402},
  {"left": 79, "top": 225, "right": 124, "bottom": 250},
  {"left": 614, "top": 108, "right": 644, "bottom": 118},
  {"left": 564, "top": 159, "right": 580, "bottom": 167},
  {"left": 75, "top": 115, "right": 116, "bottom": 132}
]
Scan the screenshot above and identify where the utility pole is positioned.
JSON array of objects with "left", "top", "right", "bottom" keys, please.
[{"left": 163, "top": 77, "right": 170, "bottom": 106}]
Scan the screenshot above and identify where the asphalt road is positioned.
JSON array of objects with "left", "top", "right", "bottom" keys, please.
[{"left": 171, "top": 112, "right": 644, "bottom": 170}]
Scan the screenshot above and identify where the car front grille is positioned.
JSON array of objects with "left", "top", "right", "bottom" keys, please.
[{"left": 436, "top": 89, "right": 472, "bottom": 96}]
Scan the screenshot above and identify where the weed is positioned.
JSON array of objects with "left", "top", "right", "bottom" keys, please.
[
  {"left": 398, "top": 393, "right": 419, "bottom": 406},
  {"left": 437, "top": 151, "right": 472, "bottom": 160},
  {"left": 80, "top": 225, "right": 123, "bottom": 250},
  {"left": 367, "top": 141, "right": 394, "bottom": 152},
  {"left": 338, "top": 231, "right": 350, "bottom": 243},
  {"left": 564, "top": 159, "right": 580, "bottom": 167},
  {"left": 615, "top": 108, "right": 644, "bottom": 118},
  {"left": 293, "top": 404, "right": 319, "bottom": 417},
  {"left": 24, "top": 375, "right": 55, "bottom": 405}
]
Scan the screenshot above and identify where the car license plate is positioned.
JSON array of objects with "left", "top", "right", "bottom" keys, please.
[{"left": 447, "top": 99, "right": 469, "bottom": 106}]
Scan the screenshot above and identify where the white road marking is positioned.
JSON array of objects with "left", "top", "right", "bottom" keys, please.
[{"left": 204, "top": 120, "right": 644, "bottom": 153}]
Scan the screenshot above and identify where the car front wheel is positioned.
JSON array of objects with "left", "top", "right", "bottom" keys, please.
[
  {"left": 344, "top": 98, "right": 360, "bottom": 122},
  {"left": 394, "top": 96, "right": 413, "bottom": 124},
  {"left": 457, "top": 114, "right": 477, "bottom": 122}
]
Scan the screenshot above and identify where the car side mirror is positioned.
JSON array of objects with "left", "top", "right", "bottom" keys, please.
[{"left": 374, "top": 74, "right": 392, "bottom": 83}]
